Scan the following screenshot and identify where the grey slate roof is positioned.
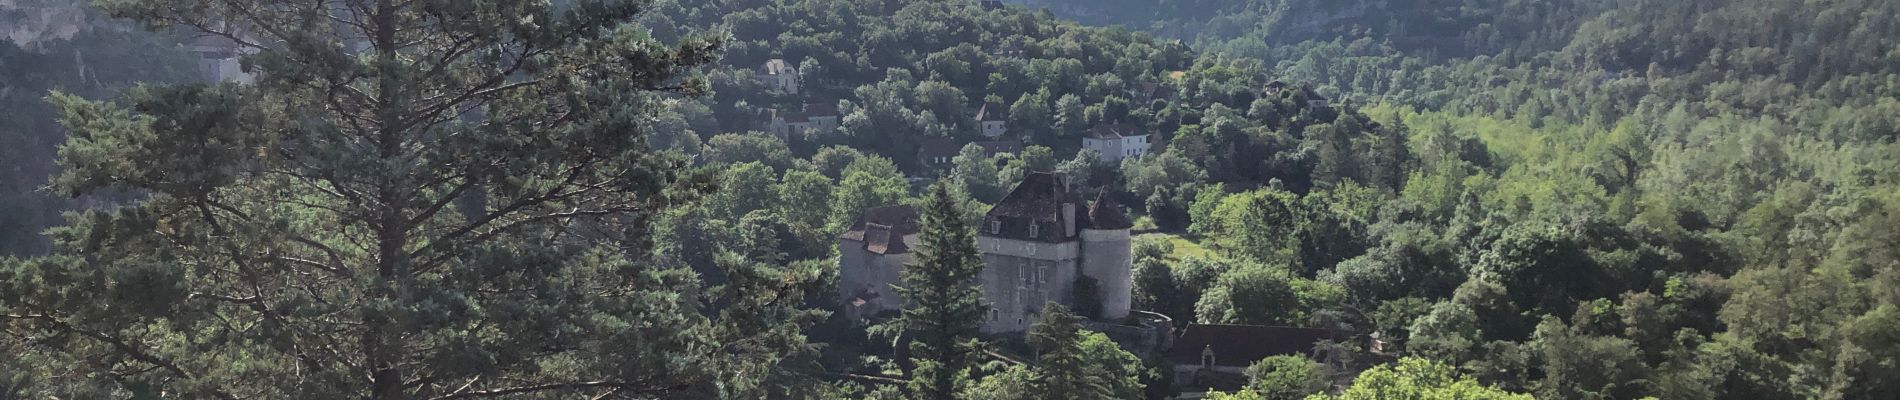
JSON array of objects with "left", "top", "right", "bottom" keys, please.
[
  {"left": 840, "top": 205, "right": 920, "bottom": 254},
  {"left": 982, "top": 171, "right": 1129, "bottom": 242},
  {"left": 1085, "top": 124, "right": 1143, "bottom": 140},
  {"left": 1166, "top": 324, "right": 1343, "bottom": 368},
  {"left": 1088, "top": 193, "right": 1132, "bottom": 230}
]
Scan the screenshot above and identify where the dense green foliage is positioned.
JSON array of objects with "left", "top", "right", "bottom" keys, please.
[
  {"left": 1029, "top": 0, "right": 1900, "bottom": 398},
  {"left": 1, "top": 0, "right": 829, "bottom": 397},
  {"left": 1243, "top": 355, "right": 1328, "bottom": 400},
  {"left": 0, "top": 16, "right": 192, "bottom": 256},
  {"left": 885, "top": 183, "right": 990, "bottom": 400},
  {"left": 4, "top": 0, "right": 1897, "bottom": 398}
]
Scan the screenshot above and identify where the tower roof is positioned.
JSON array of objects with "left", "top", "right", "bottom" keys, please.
[{"left": 1087, "top": 193, "right": 1132, "bottom": 230}]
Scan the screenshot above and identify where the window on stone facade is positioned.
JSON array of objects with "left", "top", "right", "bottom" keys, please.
[
  {"left": 1028, "top": 223, "right": 1039, "bottom": 238},
  {"left": 1037, "top": 266, "right": 1047, "bottom": 283},
  {"left": 989, "top": 219, "right": 1001, "bottom": 234}
]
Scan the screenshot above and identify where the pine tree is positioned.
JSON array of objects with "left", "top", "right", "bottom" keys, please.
[
  {"left": 1026, "top": 302, "right": 1142, "bottom": 400},
  {"left": 0, "top": 0, "right": 823, "bottom": 398},
  {"left": 892, "top": 183, "right": 989, "bottom": 400}
]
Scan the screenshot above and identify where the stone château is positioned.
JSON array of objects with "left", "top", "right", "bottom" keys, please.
[{"left": 836, "top": 171, "right": 1135, "bottom": 334}]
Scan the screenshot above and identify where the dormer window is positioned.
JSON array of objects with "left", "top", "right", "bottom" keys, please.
[
  {"left": 1028, "top": 223, "right": 1040, "bottom": 238},
  {"left": 989, "top": 219, "right": 1001, "bottom": 234}
]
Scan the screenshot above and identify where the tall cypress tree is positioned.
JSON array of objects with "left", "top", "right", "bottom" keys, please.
[
  {"left": 0, "top": 0, "right": 822, "bottom": 398},
  {"left": 894, "top": 182, "right": 989, "bottom": 400}
]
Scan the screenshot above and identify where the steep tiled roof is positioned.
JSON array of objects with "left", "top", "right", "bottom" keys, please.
[
  {"left": 975, "top": 103, "right": 1006, "bottom": 122},
  {"left": 1166, "top": 325, "right": 1342, "bottom": 368},
  {"left": 1087, "top": 193, "right": 1132, "bottom": 230},
  {"left": 984, "top": 172, "right": 1087, "bottom": 242},
  {"left": 840, "top": 205, "right": 920, "bottom": 255}
]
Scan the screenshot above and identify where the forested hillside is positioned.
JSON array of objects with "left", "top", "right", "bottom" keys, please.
[
  {"left": 1025, "top": 0, "right": 1900, "bottom": 399},
  {"left": 0, "top": 0, "right": 1894, "bottom": 398}
]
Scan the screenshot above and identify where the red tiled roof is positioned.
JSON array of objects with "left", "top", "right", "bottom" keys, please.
[{"left": 1166, "top": 325, "right": 1342, "bottom": 368}]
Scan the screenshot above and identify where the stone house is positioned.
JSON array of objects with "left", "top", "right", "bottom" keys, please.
[
  {"left": 836, "top": 205, "right": 922, "bottom": 319},
  {"left": 759, "top": 58, "right": 799, "bottom": 94},
  {"left": 976, "top": 172, "right": 1133, "bottom": 333}
]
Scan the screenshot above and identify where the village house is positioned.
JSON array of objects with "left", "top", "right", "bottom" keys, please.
[
  {"left": 975, "top": 103, "right": 1008, "bottom": 138},
  {"left": 835, "top": 205, "right": 921, "bottom": 319},
  {"left": 759, "top": 58, "right": 800, "bottom": 94},
  {"left": 1082, "top": 123, "right": 1152, "bottom": 163}
]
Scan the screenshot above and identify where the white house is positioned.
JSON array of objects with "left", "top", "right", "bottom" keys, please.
[
  {"left": 759, "top": 58, "right": 799, "bottom": 94},
  {"left": 1082, "top": 123, "right": 1151, "bottom": 163},
  {"left": 975, "top": 103, "right": 1007, "bottom": 138}
]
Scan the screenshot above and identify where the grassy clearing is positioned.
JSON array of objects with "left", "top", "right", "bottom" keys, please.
[{"left": 1135, "top": 233, "right": 1213, "bottom": 262}]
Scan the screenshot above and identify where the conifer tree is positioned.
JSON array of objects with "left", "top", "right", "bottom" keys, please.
[
  {"left": 1025, "top": 302, "right": 1143, "bottom": 400},
  {"left": 890, "top": 182, "right": 989, "bottom": 400},
  {"left": 0, "top": 0, "right": 823, "bottom": 398}
]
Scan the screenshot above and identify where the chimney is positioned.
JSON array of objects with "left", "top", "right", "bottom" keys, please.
[{"left": 1063, "top": 202, "right": 1076, "bottom": 237}]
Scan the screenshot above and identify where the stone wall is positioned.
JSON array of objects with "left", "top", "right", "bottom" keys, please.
[
  {"left": 837, "top": 238, "right": 910, "bottom": 319},
  {"left": 1079, "top": 228, "right": 1132, "bottom": 319},
  {"left": 977, "top": 236, "right": 1079, "bottom": 333}
]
